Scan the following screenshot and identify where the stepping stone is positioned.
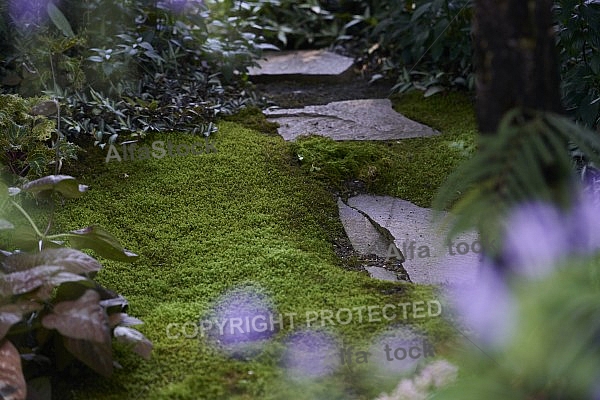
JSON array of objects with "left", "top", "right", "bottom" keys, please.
[
  {"left": 264, "top": 99, "right": 439, "bottom": 141},
  {"left": 337, "top": 198, "right": 399, "bottom": 282},
  {"left": 337, "top": 198, "right": 391, "bottom": 257},
  {"left": 342, "top": 195, "right": 482, "bottom": 286},
  {"left": 364, "top": 266, "right": 399, "bottom": 282},
  {"left": 248, "top": 50, "right": 355, "bottom": 83}
]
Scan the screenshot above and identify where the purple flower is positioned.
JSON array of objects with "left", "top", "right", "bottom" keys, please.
[
  {"left": 9, "top": 0, "right": 52, "bottom": 28},
  {"left": 567, "top": 191, "right": 600, "bottom": 254},
  {"left": 281, "top": 330, "right": 340, "bottom": 380},
  {"left": 502, "top": 202, "right": 568, "bottom": 278},
  {"left": 201, "top": 286, "right": 276, "bottom": 359},
  {"left": 450, "top": 263, "right": 516, "bottom": 348},
  {"left": 368, "top": 326, "right": 430, "bottom": 377},
  {"left": 502, "top": 191, "right": 600, "bottom": 278}
]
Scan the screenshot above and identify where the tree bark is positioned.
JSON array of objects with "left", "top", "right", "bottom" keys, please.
[{"left": 473, "top": 0, "right": 563, "bottom": 134}]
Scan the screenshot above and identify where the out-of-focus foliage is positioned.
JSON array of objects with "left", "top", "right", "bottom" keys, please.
[
  {"left": 0, "top": 0, "right": 268, "bottom": 151},
  {"left": 0, "top": 94, "right": 78, "bottom": 181},
  {"left": 0, "top": 175, "right": 150, "bottom": 399},
  {"left": 555, "top": 0, "right": 600, "bottom": 129}
]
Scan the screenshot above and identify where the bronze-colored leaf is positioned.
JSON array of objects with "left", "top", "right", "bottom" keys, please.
[
  {"left": 2, "top": 248, "right": 101, "bottom": 275},
  {"left": 113, "top": 326, "right": 152, "bottom": 360},
  {"left": 0, "top": 339, "right": 27, "bottom": 400},
  {"left": 107, "top": 313, "right": 143, "bottom": 328},
  {"left": 63, "top": 336, "right": 113, "bottom": 377},
  {"left": 0, "top": 302, "right": 43, "bottom": 341},
  {"left": 41, "top": 290, "right": 110, "bottom": 343},
  {"left": 0, "top": 266, "right": 63, "bottom": 297}
]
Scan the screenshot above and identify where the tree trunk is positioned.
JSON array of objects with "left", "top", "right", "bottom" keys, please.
[{"left": 473, "top": 0, "right": 563, "bottom": 134}]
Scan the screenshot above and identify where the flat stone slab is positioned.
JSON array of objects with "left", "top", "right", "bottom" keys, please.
[
  {"left": 248, "top": 50, "right": 355, "bottom": 83},
  {"left": 344, "top": 195, "right": 482, "bottom": 286},
  {"left": 364, "top": 266, "right": 399, "bottom": 282},
  {"left": 264, "top": 99, "right": 439, "bottom": 141},
  {"left": 337, "top": 198, "right": 390, "bottom": 257}
]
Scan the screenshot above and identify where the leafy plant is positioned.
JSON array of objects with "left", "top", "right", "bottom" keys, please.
[
  {"left": 0, "top": 94, "right": 78, "bottom": 180},
  {"left": 1, "top": 0, "right": 266, "bottom": 148},
  {"left": 227, "top": 0, "right": 349, "bottom": 49},
  {"left": 555, "top": 0, "right": 600, "bottom": 129},
  {"left": 340, "top": 0, "right": 473, "bottom": 93},
  {"left": 0, "top": 174, "right": 150, "bottom": 399},
  {"left": 433, "top": 108, "right": 600, "bottom": 259}
]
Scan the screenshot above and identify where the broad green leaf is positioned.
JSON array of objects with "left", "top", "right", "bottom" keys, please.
[
  {"left": 424, "top": 86, "right": 445, "bottom": 97},
  {"left": 47, "top": 2, "right": 75, "bottom": 37},
  {"left": 22, "top": 175, "right": 88, "bottom": 199},
  {"left": 0, "top": 339, "right": 26, "bottom": 400},
  {"left": 64, "top": 225, "right": 138, "bottom": 262}
]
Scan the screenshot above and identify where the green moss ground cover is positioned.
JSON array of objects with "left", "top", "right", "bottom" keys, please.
[
  {"left": 38, "top": 113, "right": 458, "bottom": 399},
  {"left": 289, "top": 91, "right": 478, "bottom": 207}
]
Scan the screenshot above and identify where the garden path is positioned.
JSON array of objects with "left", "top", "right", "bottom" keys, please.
[{"left": 250, "top": 49, "right": 481, "bottom": 287}]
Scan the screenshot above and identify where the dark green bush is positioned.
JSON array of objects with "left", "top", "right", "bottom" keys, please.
[
  {"left": 1, "top": 0, "right": 266, "bottom": 147},
  {"left": 555, "top": 0, "right": 600, "bottom": 129}
]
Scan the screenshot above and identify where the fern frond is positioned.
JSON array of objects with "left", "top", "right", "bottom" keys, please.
[{"left": 434, "top": 109, "right": 599, "bottom": 257}]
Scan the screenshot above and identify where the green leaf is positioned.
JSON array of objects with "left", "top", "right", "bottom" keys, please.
[
  {"left": 424, "top": 86, "right": 445, "bottom": 97},
  {"left": 0, "top": 220, "right": 13, "bottom": 230},
  {"left": 64, "top": 225, "right": 138, "bottom": 262},
  {"left": 411, "top": 3, "right": 431, "bottom": 22},
  {"left": 22, "top": 175, "right": 88, "bottom": 199},
  {"left": 47, "top": 2, "right": 75, "bottom": 38}
]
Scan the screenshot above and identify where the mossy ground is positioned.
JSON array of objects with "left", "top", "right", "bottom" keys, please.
[
  {"left": 15, "top": 91, "right": 475, "bottom": 399},
  {"left": 289, "top": 91, "right": 478, "bottom": 207}
]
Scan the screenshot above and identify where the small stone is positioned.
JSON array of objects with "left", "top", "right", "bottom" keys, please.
[
  {"left": 248, "top": 49, "right": 355, "bottom": 83},
  {"left": 365, "top": 266, "right": 400, "bottom": 282}
]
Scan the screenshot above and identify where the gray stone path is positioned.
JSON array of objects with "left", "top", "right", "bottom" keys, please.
[
  {"left": 264, "top": 99, "right": 439, "bottom": 141},
  {"left": 248, "top": 49, "right": 355, "bottom": 83},
  {"left": 341, "top": 195, "right": 482, "bottom": 286},
  {"left": 253, "top": 49, "right": 473, "bottom": 286}
]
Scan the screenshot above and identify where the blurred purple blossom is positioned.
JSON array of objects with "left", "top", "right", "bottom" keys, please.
[
  {"left": 202, "top": 285, "right": 276, "bottom": 359},
  {"left": 281, "top": 330, "right": 339, "bottom": 380},
  {"left": 9, "top": 0, "right": 52, "bottom": 28},
  {"left": 567, "top": 191, "right": 600, "bottom": 254},
  {"left": 369, "top": 326, "right": 430, "bottom": 377},
  {"left": 502, "top": 202, "right": 568, "bottom": 278},
  {"left": 502, "top": 191, "right": 600, "bottom": 278},
  {"left": 451, "top": 263, "right": 516, "bottom": 348}
]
